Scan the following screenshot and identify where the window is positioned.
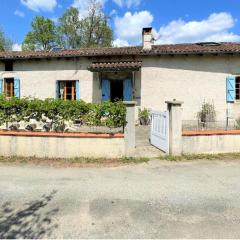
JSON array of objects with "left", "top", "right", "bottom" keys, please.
[
  {"left": 236, "top": 77, "right": 240, "bottom": 100},
  {"left": 101, "top": 72, "right": 133, "bottom": 102},
  {"left": 4, "top": 78, "right": 14, "bottom": 97},
  {"left": 101, "top": 78, "right": 133, "bottom": 102},
  {"left": 5, "top": 61, "right": 13, "bottom": 71},
  {"left": 57, "top": 81, "right": 76, "bottom": 100}
]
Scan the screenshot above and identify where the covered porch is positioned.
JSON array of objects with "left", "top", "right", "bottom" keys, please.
[{"left": 88, "top": 61, "right": 142, "bottom": 103}]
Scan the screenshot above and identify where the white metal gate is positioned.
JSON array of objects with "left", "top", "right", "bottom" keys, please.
[{"left": 150, "top": 111, "right": 169, "bottom": 153}]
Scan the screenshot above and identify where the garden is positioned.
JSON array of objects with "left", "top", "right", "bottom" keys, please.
[{"left": 0, "top": 96, "right": 126, "bottom": 133}]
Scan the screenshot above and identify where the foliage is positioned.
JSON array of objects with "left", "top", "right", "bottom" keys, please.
[
  {"left": 0, "top": 155, "right": 151, "bottom": 166},
  {"left": 84, "top": 101, "right": 126, "bottom": 127},
  {"left": 197, "top": 101, "right": 216, "bottom": 123},
  {"left": 138, "top": 108, "right": 151, "bottom": 125},
  {"left": 235, "top": 118, "right": 240, "bottom": 129},
  {"left": 0, "top": 96, "right": 126, "bottom": 131},
  {"left": 57, "top": 7, "right": 83, "bottom": 49},
  {"left": 121, "top": 157, "right": 150, "bottom": 164},
  {"left": 0, "top": 96, "right": 28, "bottom": 127},
  {"left": 22, "top": 16, "right": 58, "bottom": 51},
  {"left": 22, "top": 1, "right": 113, "bottom": 50},
  {"left": 158, "top": 153, "right": 240, "bottom": 161},
  {"left": 80, "top": 0, "right": 113, "bottom": 48},
  {"left": 0, "top": 28, "right": 13, "bottom": 51},
  {"left": 57, "top": 1, "right": 113, "bottom": 49}
]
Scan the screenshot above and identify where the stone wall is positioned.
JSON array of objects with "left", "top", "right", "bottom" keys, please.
[
  {"left": 0, "top": 131, "right": 125, "bottom": 158},
  {"left": 182, "top": 130, "right": 240, "bottom": 154}
]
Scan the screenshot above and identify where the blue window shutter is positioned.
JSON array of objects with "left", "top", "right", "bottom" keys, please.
[
  {"left": 123, "top": 79, "right": 133, "bottom": 101},
  {"left": 14, "top": 78, "right": 20, "bottom": 98},
  {"left": 0, "top": 79, "right": 2, "bottom": 95},
  {"left": 56, "top": 81, "right": 59, "bottom": 99},
  {"left": 75, "top": 80, "right": 80, "bottom": 100},
  {"left": 102, "top": 79, "right": 110, "bottom": 101},
  {"left": 226, "top": 75, "right": 236, "bottom": 102}
]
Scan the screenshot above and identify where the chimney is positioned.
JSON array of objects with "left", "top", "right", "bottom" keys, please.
[{"left": 142, "top": 27, "right": 153, "bottom": 50}]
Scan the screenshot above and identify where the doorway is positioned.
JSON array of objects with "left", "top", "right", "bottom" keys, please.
[{"left": 110, "top": 80, "right": 123, "bottom": 102}]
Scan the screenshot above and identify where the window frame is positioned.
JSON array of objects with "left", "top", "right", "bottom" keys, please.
[
  {"left": 236, "top": 76, "right": 240, "bottom": 101},
  {"left": 57, "top": 80, "right": 76, "bottom": 101},
  {"left": 3, "top": 78, "right": 14, "bottom": 98}
]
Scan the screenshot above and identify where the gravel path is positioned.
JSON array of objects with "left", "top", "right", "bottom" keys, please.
[{"left": 0, "top": 159, "right": 240, "bottom": 238}]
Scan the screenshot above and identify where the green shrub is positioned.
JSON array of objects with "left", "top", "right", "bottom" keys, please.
[
  {"left": 197, "top": 101, "right": 216, "bottom": 123},
  {"left": 0, "top": 96, "right": 126, "bottom": 131},
  {"left": 138, "top": 108, "right": 150, "bottom": 125},
  {"left": 235, "top": 118, "right": 240, "bottom": 129}
]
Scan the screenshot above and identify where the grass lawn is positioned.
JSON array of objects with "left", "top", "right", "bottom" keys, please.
[
  {"left": 0, "top": 156, "right": 150, "bottom": 168},
  {"left": 158, "top": 152, "right": 240, "bottom": 161},
  {"left": 0, "top": 153, "right": 240, "bottom": 168}
]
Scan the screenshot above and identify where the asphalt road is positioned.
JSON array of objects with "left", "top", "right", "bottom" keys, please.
[{"left": 0, "top": 160, "right": 240, "bottom": 239}]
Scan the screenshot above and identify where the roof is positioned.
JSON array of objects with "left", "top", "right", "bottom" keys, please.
[
  {"left": 0, "top": 46, "right": 142, "bottom": 60},
  {"left": 88, "top": 61, "right": 142, "bottom": 72},
  {"left": 1, "top": 42, "right": 240, "bottom": 60},
  {"left": 151, "top": 42, "right": 240, "bottom": 55}
]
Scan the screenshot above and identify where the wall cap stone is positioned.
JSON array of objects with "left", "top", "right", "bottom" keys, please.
[
  {"left": 165, "top": 100, "right": 184, "bottom": 106},
  {"left": 123, "top": 101, "right": 137, "bottom": 106},
  {"left": 183, "top": 130, "right": 240, "bottom": 136},
  {"left": 0, "top": 130, "right": 124, "bottom": 138}
]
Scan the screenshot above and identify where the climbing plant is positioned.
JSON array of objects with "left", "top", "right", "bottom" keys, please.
[{"left": 0, "top": 96, "right": 126, "bottom": 131}]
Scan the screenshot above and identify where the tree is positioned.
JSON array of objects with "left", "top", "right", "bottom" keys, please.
[
  {"left": 58, "top": 0, "right": 113, "bottom": 49},
  {"left": 0, "top": 28, "right": 12, "bottom": 51},
  {"left": 57, "top": 7, "right": 83, "bottom": 49},
  {"left": 22, "top": 16, "right": 57, "bottom": 51},
  {"left": 81, "top": 0, "right": 113, "bottom": 48}
]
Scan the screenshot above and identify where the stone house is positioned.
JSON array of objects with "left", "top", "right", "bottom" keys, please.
[{"left": 1, "top": 27, "right": 240, "bottom": 122}]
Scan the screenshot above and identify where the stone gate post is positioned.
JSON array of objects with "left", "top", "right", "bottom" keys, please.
[
  {"left": 124, "top": 101, "right": 136, "bottom": 156},
  {"left": 166, "top": 100, "right": 183, "bottom": 156}
]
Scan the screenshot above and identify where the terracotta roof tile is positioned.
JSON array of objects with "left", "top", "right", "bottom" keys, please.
[
  {"left": 88, "top": 61, "right": 142, "bottom": 71},
  {"left": 151, "top": 42, "right": 240, "bottom": 55},
  {"left": 0, "top": 46, "right": 142, "bottom": 60},
  {"left": 1, "top": 42, "right": 240, "bottom": 60}
]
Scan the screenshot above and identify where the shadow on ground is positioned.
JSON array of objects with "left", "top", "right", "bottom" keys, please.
[{"left": 0, "top": 190, "right": 59, "bottom": 239}]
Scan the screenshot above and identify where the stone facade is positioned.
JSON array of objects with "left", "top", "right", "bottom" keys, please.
[
  {"left": 141, "top": 55, "right": 231, "bottom": 120},
  {"left": 0, "top": 54, "right": 240, "bottom": 121}
]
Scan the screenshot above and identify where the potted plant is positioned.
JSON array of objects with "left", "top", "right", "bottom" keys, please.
[
  {"left": 197, "top": 101, "right": 216, "bottom": 128},
  {"left": 138, "top": 108, "right": 150, "bottom": 125}
]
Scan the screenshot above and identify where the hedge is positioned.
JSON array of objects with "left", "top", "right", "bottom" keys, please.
[{"left": 0, "top": 96, "right": 126, "bottom": 131}]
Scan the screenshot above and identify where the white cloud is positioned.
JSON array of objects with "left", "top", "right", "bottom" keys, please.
[
  {"left": 20, "top": 0, "right": 57, "bottom": 12},
  {"left": 14, "top": 10, "right": 25, "bottom": 17},
  {"left": 12, "top": 43, "right": 22, "bottom": 51},
  {"left": 113, "top": 38, "right": 130, "bottom": 47},
  {"left": 204, "top": 32, "right": 240, "bottom": 42},
  {"left": 156, "top": 12, "right": 240, "bottom": 44},
  {"left": 72, "top": 0, "right": 89, "bottom": 18},
  {"left": 113, "top": 0, "right": 141, "bottom": 8},
  {"left": 114, "top": 11, "right": 153, "bottom": 45}
]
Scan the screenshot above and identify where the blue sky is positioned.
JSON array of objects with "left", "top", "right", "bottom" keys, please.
[{"left": 1, "top": 0, "right": 240, "bottom": 50}]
